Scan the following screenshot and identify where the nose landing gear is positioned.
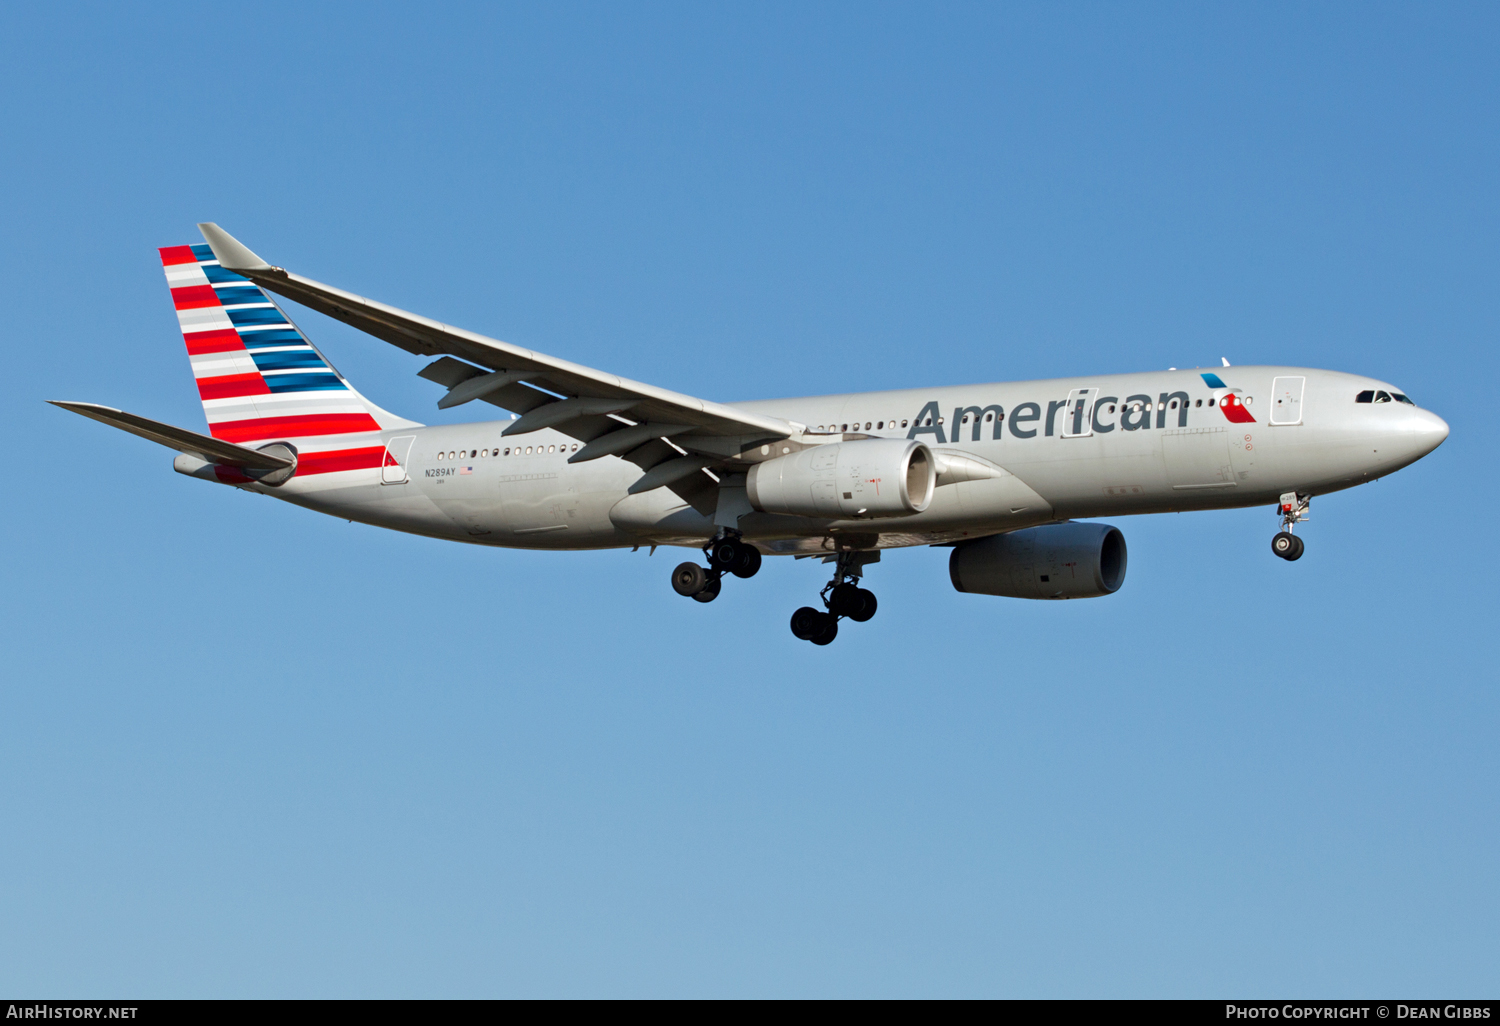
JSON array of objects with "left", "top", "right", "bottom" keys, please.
[
  {"left": 1272, "top": 491, "right": 1310, "bottom": 561},
  {"left": 670, "top": 531, "right": 761, "bottom": 603},
  {"left": 789, "top": 550, "right": 879, "bottom": 645}
]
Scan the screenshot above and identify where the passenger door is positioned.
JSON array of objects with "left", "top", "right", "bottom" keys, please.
[
  {"left": 1270, "top": 376, "right": 1305, "bottom": 425},
  {"left": 1061, "top": 388, "right": 1098, "bottom": 438},
  {"left": 381, "top": 435, "right": 416, "bottom": 484}
]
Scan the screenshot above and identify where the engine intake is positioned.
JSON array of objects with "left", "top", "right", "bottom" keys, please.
[
  {"left": 746, "top": 439, "right": 935, "bottom": 519},
  {"left": 950, "top": 522, "right": 1127, "bottom": 599}
]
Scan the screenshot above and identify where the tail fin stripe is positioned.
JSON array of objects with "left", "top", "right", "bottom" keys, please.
[
  {"left": 184, "top": 329, "right": 245, "bottom": 355},
  {"left": 296, "top": 447, "right": 387, "bottom": 476},
  {"left": 202, "top": 263, "right": 249, "bottom": 284},
  {"left": 210, "top": 412, "right": 381, "bottom": 444},
  {"left": 238, "top": 329, "right": 304, "bottom": 348},
  {"left": 196, "top": 373, "right": 271, "bottom": 401},
  {"left": 160, "top": 236, "right": 420, "bottom": 464},
  {"left": 225, "top": 307, "right": 288, "bottom": 328},
  {"left": 170, "top": 285, "right": 221, "bottom": 309},
  {"left": 264, "top": 375, "right": 346, "bottom": 393},
  {"left": 252, "top": 351, "right": 330, "bottom": 371}
]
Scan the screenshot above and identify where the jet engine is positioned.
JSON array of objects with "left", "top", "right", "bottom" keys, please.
[
  {"left": 949, "top": 522, "right": 1127, "bottom": 599},
  {"left": 746, "top": 439, "right": 935, "bottom": 519}
]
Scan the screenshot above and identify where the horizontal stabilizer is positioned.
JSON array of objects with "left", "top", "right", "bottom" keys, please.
[{"left": 49, "top": 401, "right": 294, "bottom": 471}]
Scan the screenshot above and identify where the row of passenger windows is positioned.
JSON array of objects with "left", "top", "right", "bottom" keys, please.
[
  {"left": 817, "top": 420, "right": 906, "bottom": 432},
  {"left": 435, "top": 443, "right": 581, "bottom": 460},
  {"left": 1356, "top": 390, "right": 1415, "bottom": 405}
]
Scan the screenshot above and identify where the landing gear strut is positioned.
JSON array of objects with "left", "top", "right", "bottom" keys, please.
[
  {"left": 670, "top": 531, "right": 761, "bottom": 603},
  {"left": 1272, "top": 491, "right": 1309, "bottom": 561},
  {"left": 790, "top": 550, "right": 878, "bottom": 645}
]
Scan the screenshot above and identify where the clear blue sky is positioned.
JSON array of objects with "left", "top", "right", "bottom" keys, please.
[{"left": 1, "top": 2, "right": 1495, "bottom": 998}]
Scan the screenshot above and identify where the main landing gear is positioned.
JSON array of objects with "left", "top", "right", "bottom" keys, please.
[
  {"left": 670, "top": 532, "right": 761, "bottom": 603},
  {"left": 1272, "top": 491, "right": 1310, "bottom": 562},
  {"left": 789, "top": 551, "right": 878, "bottom": 646}
]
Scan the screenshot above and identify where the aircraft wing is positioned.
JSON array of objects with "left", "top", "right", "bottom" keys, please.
[
  {"left": 49, "top": 401, "right": 295, "bottom": 471},
  {"left": 195, "top": 224, "right": 795, "bottom": 456}
]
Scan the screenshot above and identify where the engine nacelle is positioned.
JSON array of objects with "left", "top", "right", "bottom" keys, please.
[
  {"left": 746, "top": 438, "right": 935, "bottom": 519},
  {"left": 949, "top": 522, "right": 1127, "bottom": 600}
]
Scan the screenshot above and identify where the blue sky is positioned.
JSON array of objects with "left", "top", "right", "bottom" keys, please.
[{"left": 1, "top": 2, "right": 1496, "bottom": 997}]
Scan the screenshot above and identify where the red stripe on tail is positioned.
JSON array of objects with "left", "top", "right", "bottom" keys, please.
[
  {"left": 171, "top": 285, "right": 220, "bottom": 310},
  {"left": 196, "top": 373, "right": 271, "bottom": 401},
  {"left": 159, "top": 245, "right": 199, "bottom": 266},
  {"left": 209, "top": 412, "right": 382, "bottom": 443},
  {"left": 294, "top": 446, "right": 387, "bottom": 476},
  {"left": 183, "top": 329, "right": 244, "bottom": 355}
]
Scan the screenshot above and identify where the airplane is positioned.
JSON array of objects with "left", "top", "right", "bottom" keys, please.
[{"left": 53, "top": 224, "right": 1450, "bottom": 645}]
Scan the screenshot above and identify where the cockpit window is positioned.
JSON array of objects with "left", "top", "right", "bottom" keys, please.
[
  {"left": 1356, "top": 390, "right": 1374, "bottom": 403},
  {"left": 1374, "top": 390, "right": 1392, "bottom": 404},
  {"left": 1393, "top": 393, "right": 1416, "bottom": 405}
]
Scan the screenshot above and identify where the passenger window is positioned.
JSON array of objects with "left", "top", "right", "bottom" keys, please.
[
  {"left": 437, "top": 452, "right": 444, "bottom": 460},
  {"left": 1394, "top": 393, "right": 1415, "bottom": 405},
  {"left": 1195, "top": 399, "right": 1202, "bottom": 407},
  {"left": 1208, "top": 399, "right": 1215, "bottom": 406},
  {"left": 901, "top": 420, "right": 908, "bottom": 428},
  {"left": 1356, "top": 390, "right": 1374, "bottom": 403},
  {"left": 1374, "top": 391, "right": 1392, "bottom": 404}
]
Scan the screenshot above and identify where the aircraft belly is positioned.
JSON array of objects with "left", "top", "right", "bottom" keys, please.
[{"left": 272, "top": 478, "right": 472, "bottom": 540}]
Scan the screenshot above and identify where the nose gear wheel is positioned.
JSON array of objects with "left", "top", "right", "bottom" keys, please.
[{"left": 1272, "top": 492, "right": 1310, "bottom": 562}]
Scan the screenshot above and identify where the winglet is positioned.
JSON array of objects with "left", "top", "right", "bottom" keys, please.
[{"left": 196, "top": 222, "right": 273, "bottom": 272}]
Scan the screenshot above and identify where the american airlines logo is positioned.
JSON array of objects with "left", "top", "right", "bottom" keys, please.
[{"left": 905, "top": 372, "right": 1254, "bottom": 444}]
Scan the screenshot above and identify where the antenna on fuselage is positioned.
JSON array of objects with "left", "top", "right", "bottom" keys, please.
[{"left": 1221, "top": 357, "right": 1231, "bottom": 367}]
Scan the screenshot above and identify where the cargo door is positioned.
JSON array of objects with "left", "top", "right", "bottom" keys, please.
[
  {"left": 381, "top": 435, "right": 416, "bottom": 484},
  {"left": 1160, "top": 427, "right": 1235, "bottom": 490}
]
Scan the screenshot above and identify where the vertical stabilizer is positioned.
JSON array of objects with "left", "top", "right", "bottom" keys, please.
[{"left": 159, "top": 241, "right": 420, "bottom": 478}]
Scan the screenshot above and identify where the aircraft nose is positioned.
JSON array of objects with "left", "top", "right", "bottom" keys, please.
[{"left": 1411, "top": 408, "right": 1450, "bottom": 455}]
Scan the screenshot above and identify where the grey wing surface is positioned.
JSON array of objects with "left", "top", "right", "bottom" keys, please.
[{"left": 196, "top": 224, "right": 793, "bottom": 512}]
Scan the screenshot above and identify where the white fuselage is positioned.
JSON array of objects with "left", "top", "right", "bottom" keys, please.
[{"left": 256, "top": 366, "right": 1448, "bottom": 556}]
